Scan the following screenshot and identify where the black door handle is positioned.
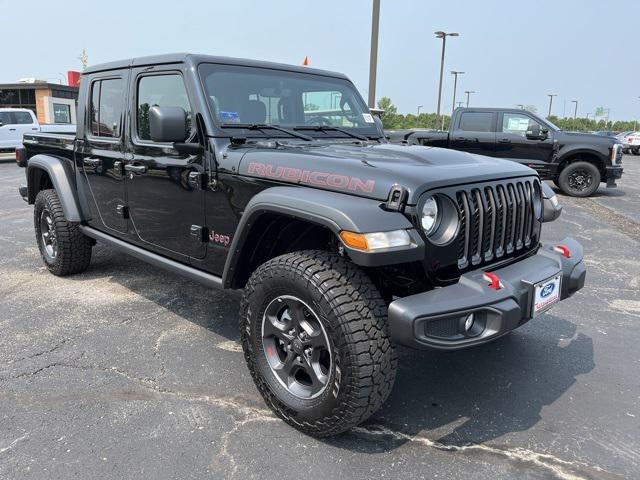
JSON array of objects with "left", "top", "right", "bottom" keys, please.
[
  {"left": 498, "top": 138, "right": 511, "bottom": 144},
  {"left": 124, "top": 164, "right": 147, "bottom": 173},
  {"left": 455, "top": 136, "right": 468, "bottom": 141},
  {"left": 83, "top": 158, "right": 101, "bottom": 167},
  {"left": 9, "top": 128, "right": 16, "bottom": 131}
]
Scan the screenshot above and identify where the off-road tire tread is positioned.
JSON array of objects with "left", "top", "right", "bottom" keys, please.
[
  {"left": 240, "top": 250, "right": 397, "bottom": 437},
  {"left": 34, "top": 189, "right": 92, "bottom": 276}
]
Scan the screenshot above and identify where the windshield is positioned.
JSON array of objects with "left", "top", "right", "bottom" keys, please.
[
  {"left": 541, "top": 117, "right": 560, "bottom": 131},
  {"left": 198, "top": 64, "right": 380, "bottom": 138}
]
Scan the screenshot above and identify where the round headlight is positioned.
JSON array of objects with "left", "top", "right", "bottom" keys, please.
[
  {"left": 419, "top": 194, "right": 460, "bottom": 245},
  {"left": 421, "top": 196, "right": 439, "bottom": 235}
]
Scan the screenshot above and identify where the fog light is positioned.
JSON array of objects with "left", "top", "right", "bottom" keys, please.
[{"left": 464, "top": 313, "right": 475, "bottom": 332}]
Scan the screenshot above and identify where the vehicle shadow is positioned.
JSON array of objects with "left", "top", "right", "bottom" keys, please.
[
  {"left": 73, "top": 248, "right": 594, "bottom": 452},
  {"left": 327, "top": 315, "right": 594, "bottom": 452}
]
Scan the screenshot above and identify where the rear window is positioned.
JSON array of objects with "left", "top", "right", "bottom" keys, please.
[
  {"left": 458, "top": 112, "right": 494, "bottom": 132},
  {"left": 13, "top": 111, "right": 34, "bottom": 124},
  {"left": 89, "top": 78, "right": 124, "bottom": 138}
]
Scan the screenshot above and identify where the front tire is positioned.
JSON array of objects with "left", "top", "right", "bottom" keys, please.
[
  {"left": 34, "top": 189, "right": 92, "bottom": 276},
  {"left": 240, "top": 250, "right": 397, "bottom": 437},
  {"left": 557, "top": 161, "right": 601, "bottom": 197}
]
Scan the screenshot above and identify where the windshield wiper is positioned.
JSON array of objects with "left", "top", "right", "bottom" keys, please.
[
  {"left": 219, "top": 123, "right": 312, "bottom": 141},
  {"left": 294, "top": 125, "right": 369, "bottom": 141}
]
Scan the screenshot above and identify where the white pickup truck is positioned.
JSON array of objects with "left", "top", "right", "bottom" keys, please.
[{"left": 0, "top": 108, "right": 75, "bottom": 151}]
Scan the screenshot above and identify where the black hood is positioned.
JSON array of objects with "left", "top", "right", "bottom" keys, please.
[
  {"left": 236, "top": 142, "right": 536, "bottom": 204},
  {"left": 555, "top": 130, "right": 619, "bottom": 146}
]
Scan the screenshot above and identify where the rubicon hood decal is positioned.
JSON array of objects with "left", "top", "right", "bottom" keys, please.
[
  {"left": 247, "top": 161, "right": 375, "bottom": 194},
  {"left": 237, "top": 143, "right": 536, "bottom": 203}
]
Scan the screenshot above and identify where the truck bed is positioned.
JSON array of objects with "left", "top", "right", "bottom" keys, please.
[{"left": 23, "top": 133, "right": 76, "bottom": 161}]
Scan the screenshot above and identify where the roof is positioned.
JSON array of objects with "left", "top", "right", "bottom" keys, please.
[
  {"left": 0, "top": 82, "right": 78, "bottom": 91},
  {"left": 83, "top": 53, "right": 349, "bottom": 79},
  {"left": 454, "top": 107, "right": 537, "bottom": 113}
]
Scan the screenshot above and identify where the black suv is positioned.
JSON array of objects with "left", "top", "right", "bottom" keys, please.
[{"left": 17, "top": 54, "right": 585, "bottom": 437}]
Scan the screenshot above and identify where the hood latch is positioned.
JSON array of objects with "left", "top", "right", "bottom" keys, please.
[{"left": 385, "top": 184, "right": 408, "bottom": 212}]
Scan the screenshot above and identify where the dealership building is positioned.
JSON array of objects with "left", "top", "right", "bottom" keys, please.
[{"left": 0, "top": 72, "right": 80, "bottom": 125}]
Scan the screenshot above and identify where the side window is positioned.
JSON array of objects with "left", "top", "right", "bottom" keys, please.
[
  {"left": 0, "top": 112, "right": 11, "bottom": 124},
  {"left": 137, "top": 74, "right": 192, "bottom": 142},
  {"left": 89, "top": 78, "right": 124, "bottom": 138},
  {"left": 502, "top": 113, "right": 540, "bottom": 137},
  {"left": 458, "top": 112, "right": 494, "bottom": 132},
  {"left": 13, "top": 111, "right": 35, "bottom": 124}
]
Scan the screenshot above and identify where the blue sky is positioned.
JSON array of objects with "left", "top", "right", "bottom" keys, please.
[{"left": 2, "top": 0, "right": 637, "bottom": 120}]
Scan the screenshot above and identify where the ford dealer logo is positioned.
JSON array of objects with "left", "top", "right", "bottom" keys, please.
[{"left": 541, "top": 283, "right": 555, "bottom": 298}]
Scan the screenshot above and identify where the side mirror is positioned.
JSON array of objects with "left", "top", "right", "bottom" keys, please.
[
  {"left": 0, "top": 121, "right": 4, "bottom": 128},
  {"left": 149, "top": 106, "right": 187, "bottom": 143},
  {"left": 526, "top": 124, "right": 541, "bottom": 139},
  {"left": 541, "top": 182, "right": 562, "bottom": 222}
]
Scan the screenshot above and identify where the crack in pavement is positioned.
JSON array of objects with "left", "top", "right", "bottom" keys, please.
[
  {"left": 351, "top": 425, "right": 620, "bottom": 480},
  {"left": 0, "top": 434, "right": 29, "bottom": 455}
]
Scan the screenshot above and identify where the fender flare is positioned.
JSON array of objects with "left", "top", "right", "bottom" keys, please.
[
  {"left": 221, "top": 186, "right": 424, "bottom": 288},
  {"left": 557, "top": 146, "right": 608, "bottom": 170},
  {"left": 27, "top": 155, "right": 83, "bottom": 222}
]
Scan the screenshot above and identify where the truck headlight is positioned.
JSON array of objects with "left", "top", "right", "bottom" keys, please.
[
  {"left": 420, "top": 194, "right": 459, "bottom": 245},
  {"left": 421, "top": 196, "right": 439, "bottom": 235}
]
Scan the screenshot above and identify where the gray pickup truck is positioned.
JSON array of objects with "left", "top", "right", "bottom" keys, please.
[{"left": 16, "top": 53, "right": 585, "bottom": 437}]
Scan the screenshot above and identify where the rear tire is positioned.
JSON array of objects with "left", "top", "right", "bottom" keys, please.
[
  {"left": 557, "top": 161, "right": 601, "bottom": 197},
  {"left": 240, "top": 250, "right": 397, "bottom": 437},
  {"left": 632, "top": 148, "right": 640, "bottom": 156},
  {"left": 34, "top": 189, "right": 92, "bottom": 276}
]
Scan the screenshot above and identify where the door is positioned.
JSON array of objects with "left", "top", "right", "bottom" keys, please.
[
  {"left": 450, "top": 111, "right": 496, "bottom": 155},
  {"left": 12, "top": 110, "right": 40, "bottom": 144},
  {"left": 0, "top": 111, "right": 18, "bottom": 148},
  {"left": 80, "top": 75, "right": 129, "bottom": 233},
  {"left": 496, "top": 112, "right": 555, "bottom": 165},
  {"left": 125, "top": 67, "right": 206, "bottom": 260}
]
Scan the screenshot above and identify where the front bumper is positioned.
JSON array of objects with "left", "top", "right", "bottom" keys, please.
[
  {"left": 606, "top": 165, "right": 623, "bottom": 187},
  {"left": 387, "top": 237, "right": 586, "bottom": 351}
]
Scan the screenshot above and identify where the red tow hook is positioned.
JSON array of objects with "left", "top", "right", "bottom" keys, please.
[
  {"left": 482, "top": 272, "right": 503, "bottom": 290},
  {"left": 554, "top": 245, "right": 571, "bottom": 258}
]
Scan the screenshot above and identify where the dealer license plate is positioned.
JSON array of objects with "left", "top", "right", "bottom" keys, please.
[{"left": 532, "top": 274, "right": 562, "bottom": 317}]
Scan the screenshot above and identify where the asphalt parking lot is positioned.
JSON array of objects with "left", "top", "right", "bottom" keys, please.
[{"left": 0, "top": 154, "right": 638, "bottom": 480}]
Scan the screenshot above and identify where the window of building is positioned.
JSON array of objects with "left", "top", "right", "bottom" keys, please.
[
  {"left": 89, "top": 78, "right": 124, "bottom": 137},
  {"left": 137, "top": 74, "right": 192, "bottom": 141},
  {"left": 458, "top": 112, "right": 494, "bottom": 132},
  {"left": 0, "top": 89, "right": 19, "bottom": 105},
  {"left": 53, "top": 103, "right": 71, "bottom": 124}
]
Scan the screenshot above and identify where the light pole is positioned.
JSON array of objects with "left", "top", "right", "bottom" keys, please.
[
  {"left": 547, "top": 94, "right": 557, "bottom": 118},
  {"left": 450, "top": 71, "right": 464, "bottom": 115},
  {"left": 464, "top": 90, "right": 475, "bottom": 107},
  {"left": 517, "top": 104, "right": 525, "bottom": 109},
  {"left": 456, "top": 101, "right": 464, "bottom": 108},
  {"left": 367, "top": 0, "right": 381, "bottom": 108},
  {"left": 434, "top": 31, "right": 459, "bottom": 120},
  {"left": 571, "top": 100, "right": 578, "bottom": 119},
  {"left": 417, "top": 105, "right": 423, "bottom": 116}
]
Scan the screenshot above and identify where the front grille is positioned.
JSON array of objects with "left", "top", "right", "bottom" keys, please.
[{"left": 456, "top": 178, "right": 540, "bottom": 270}]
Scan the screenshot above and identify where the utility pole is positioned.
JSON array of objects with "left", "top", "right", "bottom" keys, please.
[
  {"left": 450, "top": 71, "right": 464, "bottom": 115},
  {"left": 464, "top": 90, "right": 475, "bottom": 107},
  {"left": 547, "top": 94, "right": 557, "bottom": 118},
  {"left": 417, "top": 105, "right": 423, "bottom": 116},
  {"left": 434, "top": 31, "right": 459, "bottom": 122},
  {"left": 77, "top": 48, "right": 89, "bottom": 71},
  {"left": 571, "top": 100, "right": 578, "bottom": 119},
  {"left": 367, "top": 0, "right": 381, "bottom": 108}
]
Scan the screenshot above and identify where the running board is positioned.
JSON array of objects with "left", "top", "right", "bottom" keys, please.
[{"left": 79, "top": 226, "right": 223, "bottom": 289}]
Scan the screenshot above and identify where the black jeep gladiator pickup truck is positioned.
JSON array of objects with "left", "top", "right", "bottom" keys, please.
[
  {"left": 386, "top": 107, "right": 624, "bottom": 197},
  {"left": 16, "top": 54, "right": 585, "bottom": 437}
]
